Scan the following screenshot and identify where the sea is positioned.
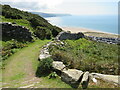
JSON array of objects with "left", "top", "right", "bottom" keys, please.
[{"left": 46, "top": 15, "right": 118, "bottom": 34}]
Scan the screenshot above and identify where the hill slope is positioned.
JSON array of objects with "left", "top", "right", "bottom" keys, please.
[
  {"left": 1, "top": 4, "right": 62, "bottom": 60},
  {"left": 1, "top": 4, "right": 62, "bottom": 40}
]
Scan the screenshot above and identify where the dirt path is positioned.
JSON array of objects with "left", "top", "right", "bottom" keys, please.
[{"left": 2, "top": 40, "right": 50, "bottom": 88}]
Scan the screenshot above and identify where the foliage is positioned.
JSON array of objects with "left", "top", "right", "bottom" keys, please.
[
  {"left": 1, "top": 4, "right": 62, "bottom": 60},
  {"left": 34, "top": 26, "right": 52, "bottom": 39},
  {"left": 36, "top": 57, "right": 53, "bottom": 77},
  {"left": 2, "top": 39, "right": 28, "bottom": 60},
  {"left": 1, "top": 4, "right": 62, "bottom": 39},
  {"left": 48, "top": 72, "right": 58, "bottom": 79},
  {"left": 49, "top": 38, "right": 119, "bottom": 75}
]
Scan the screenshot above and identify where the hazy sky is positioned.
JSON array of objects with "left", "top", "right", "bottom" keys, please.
[{"left": 1, "top": 0, "right": 119, "bottom": 15}]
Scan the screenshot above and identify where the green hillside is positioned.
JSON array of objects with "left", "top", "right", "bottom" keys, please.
[
  {"left": 0, "top": 4, "right": 62, "bottom": 60},
  {"left": 1, "top": 4, "right": 62, "bottom": 39}
]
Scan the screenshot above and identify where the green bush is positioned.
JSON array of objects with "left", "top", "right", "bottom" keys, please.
[
  {"left": 34, "top": 26, "right": 52, "bottom": 39},
  {"left": 36, "top": 58, "right": 53, "bottom": 77}
]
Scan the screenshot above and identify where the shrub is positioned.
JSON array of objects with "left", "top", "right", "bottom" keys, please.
[
  {"left": 51, "top": 26, "right": 62, "bottom": 37},
  {"left": 2, "top": 40, "right": 28, "bottom": 60},
  {"left": 34, "top": 26, "right": 52, "bottom": 40},
  {"left": 36, "top": 58, "right": 53, "bottom": 77},
  {"left": 48, "top": 72, "right": 58, "bottom": 79}
]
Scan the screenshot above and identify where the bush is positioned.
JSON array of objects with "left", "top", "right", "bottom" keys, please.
[
  {"left": 36, "top": 58, "right": 53, "bottom": 77},
  {"left": 51, "top": 26, "right": 62, "bottom": 37},
  {"left": 34, "top": 26, "right": 52, "bottom": 40}
]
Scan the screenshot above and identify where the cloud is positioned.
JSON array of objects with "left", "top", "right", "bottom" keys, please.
[
  {"left": 1, "top": 0, "right": 63, "bottom": 11},
  {"left": 1, "top": 0, "right": 118, "bottom": 15}
]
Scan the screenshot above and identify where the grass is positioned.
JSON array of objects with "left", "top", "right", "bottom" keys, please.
[
  {"left": 0, "top": 15, "right": 34, "bottom": 33},
  {"left": 34, "top": 77, "right": 72, "bottom": 88},
  {"left": 1, "top": 40, "right": 72, "bottom": 88},
  {"left": 1, "top": 39, "right": 119, "bottom": 88},
  {"left": 49, "top": 38, "right": 119, "bottom": 75},
  {"left": 2, "top": 40, "right": 49, "bottom": 82}
]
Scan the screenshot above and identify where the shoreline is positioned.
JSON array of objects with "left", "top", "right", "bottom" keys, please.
[{"left": 61, "top": 27, "right": 119, "bottom": 38}]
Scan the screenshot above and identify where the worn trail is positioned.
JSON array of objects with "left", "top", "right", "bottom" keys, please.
[{"left": 2, "top": 40, "right": 50, "bottom": 88}]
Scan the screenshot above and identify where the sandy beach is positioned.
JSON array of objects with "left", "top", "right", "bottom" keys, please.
[
  {"left": 62, "top": 27, "right": 99, "bottom": 33},
  {"left": 61, "top": 27, "right": 118, "bottom": 38}
]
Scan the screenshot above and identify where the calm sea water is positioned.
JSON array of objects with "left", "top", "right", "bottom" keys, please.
[{"left": 46, "top": 15, "right": 118, "bottom": 34}]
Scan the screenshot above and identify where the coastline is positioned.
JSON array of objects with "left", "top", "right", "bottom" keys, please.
[{"left": 61, "top": 27, "right": 119, "bottom": 38}]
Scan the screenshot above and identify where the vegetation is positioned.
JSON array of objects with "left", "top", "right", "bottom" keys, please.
[
  {"left": 1, "top": 39, "right": 29, "bottom": 60},
  {"left": 49, "top": 38, "right": 119, "bottom": 75},
  {"left": 1, "top": 4, "right": 62, "bottom": 40},
  {"left": 36, "top": 57, "right": 53, "bottom": 77},
  {"left": 1, "top": 4, "right": 62, "bottom": 60},
  {"left": 2, "top": 40, "right": 49, "bottom": 82},
  {"left": 1, "top": 40, "right": 71, "bottom": 88}
]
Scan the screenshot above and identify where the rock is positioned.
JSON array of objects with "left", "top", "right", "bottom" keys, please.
[
  {"left": 81, "top": 71, "right": 89, "bottom": 89},
  {"left": 52, "top": 61, "right": 66, "bottom": 71},
  {"left": 91, "top": 73, "right": 120, "bottom": 85},
  {"left": 61, "top": 69, "right": 83, "bottom": 87},
  {"left": 39, "top": 54, "right": 51, "bottom": 60}
]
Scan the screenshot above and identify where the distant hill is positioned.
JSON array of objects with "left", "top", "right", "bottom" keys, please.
[{"left": 31, "top": 12, "right": 71, "bottom": 18}]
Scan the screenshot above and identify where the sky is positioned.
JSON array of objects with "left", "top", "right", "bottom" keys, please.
[{"left": 1, "top": 0, "right": 119, "bottom": 15}]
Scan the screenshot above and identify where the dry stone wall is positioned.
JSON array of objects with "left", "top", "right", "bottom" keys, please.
[
  {"left": 2, "top": 22, "right": 33, "bottom": 41},
  {"left": 86, "top": 36, "right": 120, "bottom": 44},
  {"left": 56, "top": 31, "right": 85, "bottom": 40}
]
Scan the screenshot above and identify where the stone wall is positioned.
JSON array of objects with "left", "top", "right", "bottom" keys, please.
[
  {"left": 56, "top": 31, "right": 85, "bottom": 40},
  {"left": 56, "top": 31, "right": 120, "bottom": 44},
  {"left": 86, "top": 36, "right": 120, "bottom": 44},
  {"left": 39, "top": 40, "right": 120, "bottom": 89},
  {"left": 2, "top": 22, "right": 33, "bottom": 41}
]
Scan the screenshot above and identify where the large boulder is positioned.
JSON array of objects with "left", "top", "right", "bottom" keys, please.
[
  {"left": 61, "top": 69, "right": 83, "bottom": 87},
  {"left": 52, "top": 61, "right": 66, "bottom": 71}
]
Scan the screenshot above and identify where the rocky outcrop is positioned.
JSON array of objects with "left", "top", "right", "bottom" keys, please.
[
  {"left": 2, "top": 22, "right": 33, "bottom": 41},
  {"left": 86, "top": 36, "right": 120, "bottom": 44},
  {"left": 56, "top": 31, "right": 85, "bottom": 40}
]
